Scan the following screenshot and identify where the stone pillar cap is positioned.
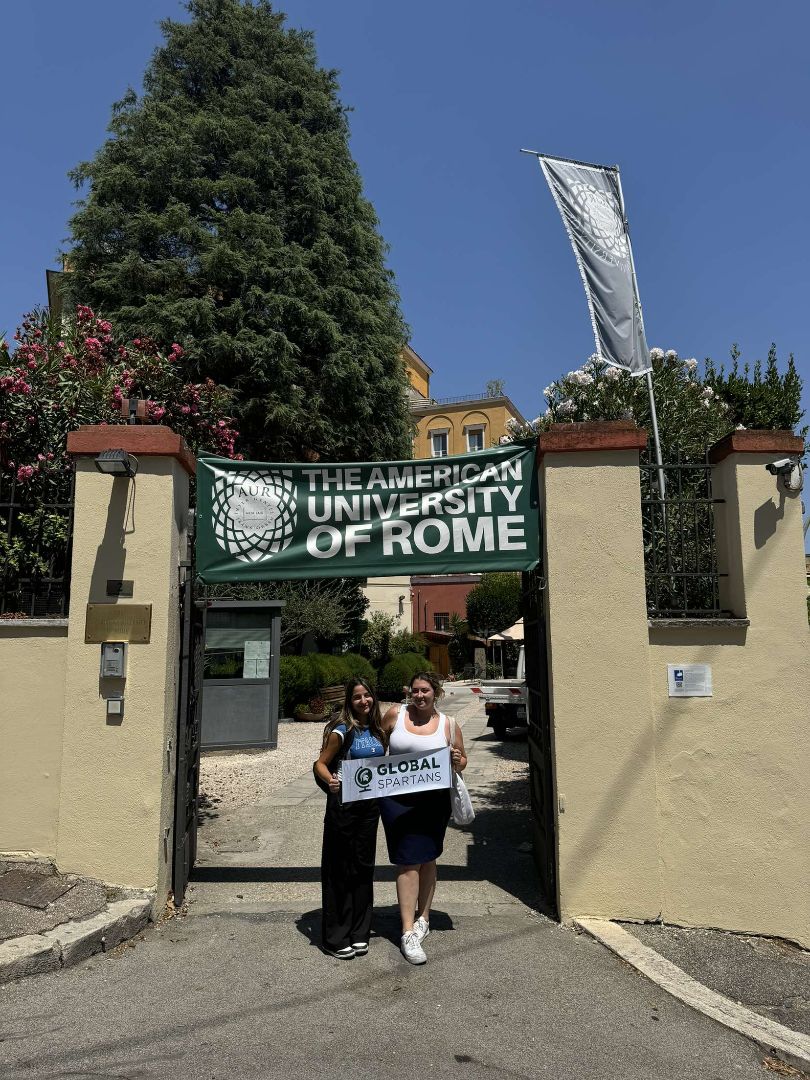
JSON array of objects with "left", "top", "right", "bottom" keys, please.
[
  {"left": 538, "top": 420, "right": 648, "bottom": 457},
  {"left": 708, "top": 429, "right": 805, "bottom": 464},
  {"left": 66, "top": 425, "right": 196, "bottom": 475}
]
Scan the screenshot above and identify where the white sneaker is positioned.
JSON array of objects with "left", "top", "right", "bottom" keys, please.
[
  {"left": 324, "top": 945, "right": 355, "bottom": 959},
  {"left": 400, "top": 930, "right": 427, "bottom": 965},
  {"left": 351, "top": 942, "right": 368, "bottom": 956},
  {"left": 414, "top": 916, "right": 430, "bottom": 943}
]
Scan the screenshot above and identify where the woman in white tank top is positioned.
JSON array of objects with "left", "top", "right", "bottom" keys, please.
[{"left": 380, "top": 671, "right": 468, "bottom": 965}]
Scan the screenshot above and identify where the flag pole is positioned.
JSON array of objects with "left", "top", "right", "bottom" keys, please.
[{"left": 614, "top": 175, "right": 667, "bottom": 506}]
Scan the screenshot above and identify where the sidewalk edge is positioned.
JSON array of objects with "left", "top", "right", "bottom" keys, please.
[
  {"left": 0, "top": 897, "right": 151, "bottom": 983},
  {"left": 574, "top": 917, "right": 810, "bottom": 1070}
]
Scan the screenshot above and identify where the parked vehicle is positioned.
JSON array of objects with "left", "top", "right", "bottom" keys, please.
[{"left": 470, "top": 646, "right": 527, "bottom": 738}]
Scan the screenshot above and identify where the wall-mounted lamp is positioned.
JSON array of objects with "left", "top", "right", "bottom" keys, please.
[{"left": 94, "top": 449, "right": 138, "bottom": 478}]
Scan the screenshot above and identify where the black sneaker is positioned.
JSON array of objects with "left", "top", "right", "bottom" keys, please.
[{"left": 324, "top": 945, "right": 355, "bottom": 959}]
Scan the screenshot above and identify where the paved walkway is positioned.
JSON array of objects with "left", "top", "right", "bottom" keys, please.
[{"left": 190, "top": 692, "right": 542, "bottom": 919}]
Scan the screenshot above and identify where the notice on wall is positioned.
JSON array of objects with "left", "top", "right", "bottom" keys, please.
[
  {"left": 243, "top": 640, "right": 271, "bottom": 679},
  {"left": 668, "top": 664, "right": 712, "bottom": 698},
  {"left": 342, "top": 747, "right": 452, "bottom": 803}
]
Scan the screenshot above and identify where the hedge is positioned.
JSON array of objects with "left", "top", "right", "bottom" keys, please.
[
  {"left": 278, "top": 652, "right": 377, "bottom": 717},
  {"left": 378, "top": 653, "right": 434, "bottom": 701}
]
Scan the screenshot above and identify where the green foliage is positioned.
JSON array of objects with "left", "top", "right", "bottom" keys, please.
[
  {"left": 0, "top": 305, "right": 235, "bottom": 612},
  {"left": 509, "top": 347, "right": 805, "bottom": 459},
  {"left": 206, "top": 576, "right": 367, "bottom": 649},
  {"left": 704, "top": 345, "right": 807, "bottom": 437},
  {"left": 466, "top": 573, "right": 521, "bottom": 636},
  {"left": 486, "top": 378, "right": 505, "bottom": 398},
  {"left": 447, "top": 613, "right": 471, "bottom": 674},
  {"left": 389, "top": 629, "right": 427, "bottom": 657},
  {"left": 277, "top": 651, "right": 376, "bottom": 715},
  {"left": 66, "top": 0, "right": 413, "bottom": 462},
  {"left": 378, "top": 652, "right": 433, "bottom": 701},
  {"left": 361, "top": 611, "right": 396, "bottom": 664}
]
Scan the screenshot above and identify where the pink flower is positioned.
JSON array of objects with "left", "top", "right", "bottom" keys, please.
[
  {"left": 16, "top": 465, "right": 35, "bottom": 482},
  {"left": 27, "top": 360, "right": 37, "bottom": 370},
  {"left": 181, "top": 405, "right": 191, "bottom": 414}
]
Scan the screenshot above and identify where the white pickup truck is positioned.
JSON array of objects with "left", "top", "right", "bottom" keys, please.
[{"left": 470, "top": 646, "right": 527, "bottom": 738}]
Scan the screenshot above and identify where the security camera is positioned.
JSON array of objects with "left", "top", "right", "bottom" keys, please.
[
  {"left": 765, "top": 457, "right": 804, "bottom": 492},
  {"left": 765, "top": 458, "right": 794, "bottom": 474}
]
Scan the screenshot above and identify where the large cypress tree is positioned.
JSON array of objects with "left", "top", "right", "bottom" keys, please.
[{"left": 66, "top": 0, "right": 412, "bottom": 462}]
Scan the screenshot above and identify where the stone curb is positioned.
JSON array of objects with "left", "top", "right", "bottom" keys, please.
[
  {"left": 574, "top": 917, "right": 810, "bottom": 1070},
  {"left": 0, "top": 898, "right": 152, "bottom": 984}
]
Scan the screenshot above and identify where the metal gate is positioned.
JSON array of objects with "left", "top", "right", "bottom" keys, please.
[
  {"left": 522, "top": 541, "right": 557, "bottom": 916},
  {"left": 173, "top": 527, "right": 205, "bottom": 905}
]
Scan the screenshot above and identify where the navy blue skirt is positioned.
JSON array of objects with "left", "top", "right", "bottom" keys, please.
[{"left": 380, "top": 789, "right": 452, "bottom": 865}]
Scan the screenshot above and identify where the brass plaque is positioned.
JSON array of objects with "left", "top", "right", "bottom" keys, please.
[{"left": 85, "top": 603, "right": 152, "bottom": 644}]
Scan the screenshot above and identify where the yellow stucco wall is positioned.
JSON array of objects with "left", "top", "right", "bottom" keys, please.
[
  {"left": 649, "top": 454, "right": 810, "bottom": 946},
  {"left": 542, "top": 450, "right": 661, "bottom": 922},
  {"left": 542, "top": 442, "right": 810, "bottom": 946},
  {"left": 0, "top": 624, "right": 67, "bottom": 857},
  {"left": 56, "top": 457, "right": 188, "bottom": 897},
  {"left": 362, "top": 576, "right": 412, "bottom": 627},
  {"left": 412, "top": 401, "right": 517, "bottom": 459}
]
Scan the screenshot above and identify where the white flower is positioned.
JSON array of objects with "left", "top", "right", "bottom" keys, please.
[
  {"left": 499, "top": 434, "right": 514, "bottom": 444},
  {"left": 557, "top": 399, "right": 577, "bottom": 416},
  {"left": 735, "top": 424, "right": 746, "bottom": 430},
  {"left": 532, "top": 416, "right": 544, "bottom": 426},
  {"left": 604, "top": 366, "right": 622, "bottom": 381},
  {"left": 542, "top": 385, "right": 553, "bottom": 397},
  {"left": 700, "top": 386, "right": 715, "bottom": 400},
  {"left": 649, "top": 347, "right": 665, "bottom": 361},
  {"left": 665, "top": 349, "right": 678, "bottom": 361},
  {"left": 703, "top": 399, "right": 712, "bottom": 408},
  {"left": 683, "top": 358, "right": 698, "bottom": 372},
  {"left": 506, "top": 417, "right": 521, "bottom": 430},
  {"left": 544, "top": 407, "right": 552, "bottom": 417}
]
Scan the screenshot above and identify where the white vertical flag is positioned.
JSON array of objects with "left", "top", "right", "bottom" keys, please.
[{"left": 537, "top": 154, "right": 651, "bottom": 376}]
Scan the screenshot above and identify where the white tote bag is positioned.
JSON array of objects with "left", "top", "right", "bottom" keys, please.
[{"left": 447, "top": 717, "right": 475, "bottom": 826}]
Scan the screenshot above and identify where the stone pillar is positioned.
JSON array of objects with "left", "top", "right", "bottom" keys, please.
[
  {"left": 538, "top": 421, "right": 661, "bottom": 922},
  {"left": 56, "top": 426, "right": 194, "bottom": 905}
]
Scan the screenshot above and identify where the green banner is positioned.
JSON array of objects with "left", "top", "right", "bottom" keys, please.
[{"left": 196, "top": 442, "right": 539, "bottom": 582}]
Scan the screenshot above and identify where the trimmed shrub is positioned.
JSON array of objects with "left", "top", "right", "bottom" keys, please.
[
  {"left": 389, "top": 630, "right": 428, "bottom": 657},
  {"left": 378, "top": 653, "right": 434, "bottom": 702},
  {"left": 279, "top": 656, "right": 313, "bottom": 717},
  {"left": 278, "top": 652, "right": 377, "bottom": 716}
]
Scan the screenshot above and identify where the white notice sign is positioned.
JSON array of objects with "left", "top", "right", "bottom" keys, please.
[
  {"left": 668, "top": 664, "right": 712, "bottom": 698},
  {"left": 243, "top": 640, "right": 271, "bottom": 679},
  {"left": 342, "top": 747, "right": 452, "bottom": 804}
]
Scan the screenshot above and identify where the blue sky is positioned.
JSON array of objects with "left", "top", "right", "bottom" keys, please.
[{"left": 2, "top": 0, "right": 809, "bottom": 428}]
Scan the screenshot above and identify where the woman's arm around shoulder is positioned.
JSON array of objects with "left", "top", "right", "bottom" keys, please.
[{"left": 381, "top": 704, "right": 399, "bottom": 737}]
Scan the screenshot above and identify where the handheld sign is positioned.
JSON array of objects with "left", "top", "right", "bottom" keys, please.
[{"left": 342, "top": 747, "right": 452, "bottom": 804}]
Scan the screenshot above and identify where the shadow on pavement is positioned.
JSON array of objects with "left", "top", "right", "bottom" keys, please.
[{"left": 295, "top": 905, "right": 456, "bottom": 949}]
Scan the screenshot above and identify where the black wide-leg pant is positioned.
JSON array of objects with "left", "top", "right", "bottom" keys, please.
[{"left": 321, "top": 793, "right": 380, "bottom": 951}]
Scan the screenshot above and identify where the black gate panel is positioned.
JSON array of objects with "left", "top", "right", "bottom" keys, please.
[
  {"left": 173, "top": 566, "right": 204, "bottom": 905},
  {"left": 522, "top": 551, "right": 558, "bottom": 917}
]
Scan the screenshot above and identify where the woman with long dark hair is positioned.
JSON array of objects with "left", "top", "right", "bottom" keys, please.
[
  {"left": 314, "top": 677, "right": 387, "bottom": 958},
  {"left": 380, "top": 671, "right": 467, "bottom": 964}
]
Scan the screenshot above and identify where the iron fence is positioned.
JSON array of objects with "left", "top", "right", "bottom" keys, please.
[
  {"left": 0, "top": 472, "right": 75, "bottom": 617},
  {"left": 641, "top": 450, "right": 727, "bottom": 618}
]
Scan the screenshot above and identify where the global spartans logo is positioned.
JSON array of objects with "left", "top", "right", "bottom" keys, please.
[
  {"left": 570, "top": 181, "right": 629, "bottom": 267},
  {"left": 211, "top": 469, "right": 297, "bottom": 564},
  {"left": 356, "top": 768, "right": 373, "bottom": 792}
]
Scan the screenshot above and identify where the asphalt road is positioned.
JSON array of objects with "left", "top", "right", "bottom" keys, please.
[{"left": 0, "top": 687, "right": 778, "bottom": 1079}]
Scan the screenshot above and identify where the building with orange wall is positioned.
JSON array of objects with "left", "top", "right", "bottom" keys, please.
[{"left": 402, "top": 344, "right": 528, "bottom": 459}]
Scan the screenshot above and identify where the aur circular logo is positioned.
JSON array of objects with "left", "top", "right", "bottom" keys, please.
[
  {"left": 356, "top": 767, "right": 373, "bottom": 791},
  {"left": 211, "top": 469, "right": 297, "bottom": 564},
  {"left": 570, "top": 181, "right": 629, "bottom": 266}
]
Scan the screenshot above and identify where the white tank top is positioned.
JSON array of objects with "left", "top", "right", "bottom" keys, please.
[{"left": 388, "top": 705, "right": 451, "bottom": 756}]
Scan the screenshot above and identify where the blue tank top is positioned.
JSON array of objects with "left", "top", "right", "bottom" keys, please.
[{"left": 334, "top": 723, "right": 385, "bottom": 760}]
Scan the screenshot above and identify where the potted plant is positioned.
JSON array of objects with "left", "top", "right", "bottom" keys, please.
[{"left": 293, "top": 696, "right": 330, "bottom": 723}]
